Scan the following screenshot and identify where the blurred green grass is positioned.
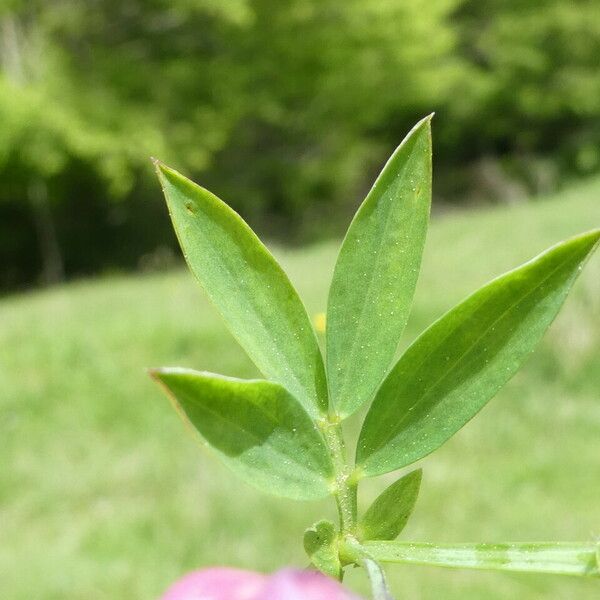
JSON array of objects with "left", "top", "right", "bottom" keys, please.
[{"left": 1, "top": 178, "right": 599, "bottom": 599}]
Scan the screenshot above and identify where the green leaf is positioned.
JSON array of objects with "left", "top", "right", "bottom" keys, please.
[
  {"left": 303, "top": 519, "right": 342, "bottom": 580},
  {"left": 326, "top": 116, "right": 432, "bottom": 419},
  {"left": 360, "top": 541, "right": 600, "bottom": 578},
  {"left": 155, "top": 162, "right": 328, "bottom": 419},
  {"left": 359, "top": 469, "right": 422, "bottom": 541},
  {"left": 150, "top": 368, "right": 333, "bottom": 500},
  {"left": 358, "top": 229, "right": 600, "bottom": 476}
]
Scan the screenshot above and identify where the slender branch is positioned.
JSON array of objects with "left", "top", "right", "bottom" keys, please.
[
  {"left": 361, "top": 557, "right": 395, "bottom": 600},
  {"left": 351, "top": 540, "right": 600, "bottom": 578}
]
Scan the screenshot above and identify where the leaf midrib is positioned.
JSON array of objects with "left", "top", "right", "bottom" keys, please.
[
  {"left": 182, "top": 386, "right": 329, "bottom": 481},
  {"left": 332, "top": 159, "right": 420, "bottom": 412},
  {"left": 362, "top": 248, "right": 575, "bottom": 463},
  {"left": 187, "top": 216, "right": 321, "bottom": 414}
]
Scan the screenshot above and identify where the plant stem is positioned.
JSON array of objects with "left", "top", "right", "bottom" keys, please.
[
  {"left": 320, "top": 418, "right": 357, "bottom": 534},
  {"left": 343, "top": 540, "right": 600, "bottom": 578},
  {"left": 362, "top": 557, "right": 395, "bottom": 600}
]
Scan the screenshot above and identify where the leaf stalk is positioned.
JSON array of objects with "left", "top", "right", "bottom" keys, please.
[{"left": 341, "top": 539, "right": 600, "bottom": 579}]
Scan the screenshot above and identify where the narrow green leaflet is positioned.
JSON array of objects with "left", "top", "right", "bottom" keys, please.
[
  {"left": 150, "top": 368, "right": 333, "bottom": 500},
  {"left": 303, "top": 519, "right": 342, "bottom": 580},
  {"left": 155, "top": 163, "right": 328, "bottom": 419},
  {"left": 359, "top": 469, "right": 422, "bottom": 541},
  {"left": 358, "top": 230, "right": 600, "bottom": 476},
  {"left": 326, "top": 116, "right": 432, "bottom": 419},
  {"left": 360, "top": 541, "right": 600, "bottom": 578}
]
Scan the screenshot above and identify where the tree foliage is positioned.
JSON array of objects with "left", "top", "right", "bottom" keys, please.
[{"left": 0, "top": 0, "right": 598, "bottom": 288}]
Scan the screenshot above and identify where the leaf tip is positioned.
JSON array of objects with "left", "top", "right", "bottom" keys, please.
[
  {"left": 585, "top": 227, "right": 600, "bottom": 245},
  {"left": 566, "top": 227, "right": 600, "bottom": 260},
  {"left": 150, "top": 157, "right": 167, "bottom": 177},
  {"left": 147, "top": 368, "right": 195, "bottom": 427},
  {"left": 147, "top": 367, "right": 193, "bottom": 390},
  {"left": 147, "top": 367, "right": 164, "bottom": 381},
  {"left": 412, "top": 113, "right": 433, "bottom": 133},
  {"left": 152, "top": 160, "right": 186, "bottom": 187},
  {"left": 147, "top": 368, "right": 177, "bottom": 395},
  {"left": 416, "top": 112, "right": 434, "bottom": 131}
]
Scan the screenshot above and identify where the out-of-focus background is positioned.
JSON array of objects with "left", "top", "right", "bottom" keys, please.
[{"left": 0, "top": 1, "right": 598, "bottom": 598}]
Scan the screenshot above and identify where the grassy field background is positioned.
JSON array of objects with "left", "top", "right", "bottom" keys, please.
[{"left": 1, "top": 178, "right": 599, "bottom": 599}]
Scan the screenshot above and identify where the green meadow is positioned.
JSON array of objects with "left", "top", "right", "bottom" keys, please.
[{"left": 1, "top": 178, "right": 599, "bottom": 599}]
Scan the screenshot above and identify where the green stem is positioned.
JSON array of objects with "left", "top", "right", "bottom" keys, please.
[
  {"left": 345, "top": 540, "right": 600, "bottom": 579},
  {"left": 320, "top": 418, "right": 357, "bottom": 534},
  {"left": 362, "top": 557, "right": 395, "bottom": 600}
]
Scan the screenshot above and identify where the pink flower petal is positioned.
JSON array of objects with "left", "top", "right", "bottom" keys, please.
[
  {"left": 160, "top": 567, "right": 266, "bottom": 600},
  {"left": 258, "top": 569, "right": 363, "bottom": 600}
]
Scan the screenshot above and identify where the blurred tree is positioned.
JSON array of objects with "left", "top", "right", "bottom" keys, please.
[
  {"left": 0, "top": 0, "right": 250, "bottom": 284},
  {"left": 206, "top": 0, "right": 461, "bottom": 229},
  {"left": 0, "top": 0, "right": 598, "bottom": 289},
  {"left": 448, "top": 0, "right": 600, "bottom": 187},
  {"left": 0, "top": 0, "right": 460, "bottom": 285}
]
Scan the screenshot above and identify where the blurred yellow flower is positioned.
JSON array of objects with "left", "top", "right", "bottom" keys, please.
[{"left": 313, "top": 312, "right": 326, "bottom": 334}]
